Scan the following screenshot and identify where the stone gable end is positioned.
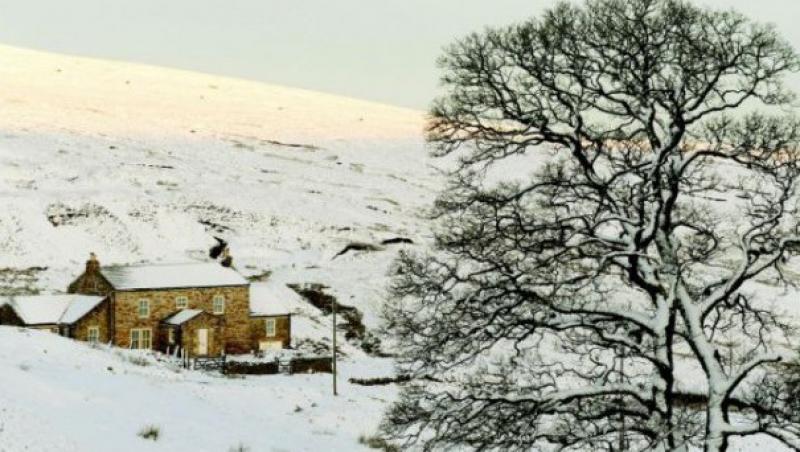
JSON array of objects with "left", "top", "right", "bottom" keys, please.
[{"left": 70, "top": 299, "right": 111, "bottom": 343}]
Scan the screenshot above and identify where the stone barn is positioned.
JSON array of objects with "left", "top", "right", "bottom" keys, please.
[{"left": 0, "top": 294, "right": 108, "bottom": 341}]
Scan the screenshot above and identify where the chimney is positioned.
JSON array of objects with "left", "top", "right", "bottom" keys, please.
[{"left": 86, "top": 252, "right": 100, "bottom": 273}]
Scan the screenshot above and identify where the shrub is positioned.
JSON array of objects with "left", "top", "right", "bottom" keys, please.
[
  {"left": 127, "top": 355, "right": 150, "bottom": 367},
  {"left": 360, "top": 331, "right": 383, "bottom": 356},
  {"left": 137, "top": 425, "right": 160, "bottom": 441},
  {"left": 358, "top": 434, "right": 399, "bottom": 452}
]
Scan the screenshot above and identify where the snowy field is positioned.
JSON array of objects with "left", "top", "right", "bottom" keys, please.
[{"left": 0, "top": 327, "right": 396, "bottom": 452}]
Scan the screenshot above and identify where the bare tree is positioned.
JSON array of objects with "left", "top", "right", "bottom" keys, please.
[{"left": 381, "top": 0, "right": 800, "bottom": 451}]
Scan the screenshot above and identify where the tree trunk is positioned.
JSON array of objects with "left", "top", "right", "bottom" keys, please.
[{"left": 704, "top": 397, "right": 728, "bottom": 452}]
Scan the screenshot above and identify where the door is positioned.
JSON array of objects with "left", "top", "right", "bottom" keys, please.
[{"left": 196, "top": 329, "right": 208, "bottom": 356}]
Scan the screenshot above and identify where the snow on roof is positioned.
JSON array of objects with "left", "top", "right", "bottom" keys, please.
[
  {"left": 59, "top": 296, "right": 106, "bottom": 325},
  {"left": 100, "top": 262, "right": 248, "bottom": 290},
  {"left": 249, "top": 282, "right": 304, "bottom": 316},
  {"left": 0, "top": 294, "right": 105, "bottom": 325},
  {"left": 162, "top": 309, "right": 203, "bottom": 326}
]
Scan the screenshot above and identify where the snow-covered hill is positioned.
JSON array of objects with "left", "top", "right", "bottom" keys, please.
[{"left": 0, "top": 44, "right": 437, "bottom": 330}]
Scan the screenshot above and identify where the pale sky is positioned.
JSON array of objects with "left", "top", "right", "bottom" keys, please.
[{"left": 0, "top": 0, "right": 797, "bottom": 109}]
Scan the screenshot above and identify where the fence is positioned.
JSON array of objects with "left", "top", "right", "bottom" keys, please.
[{"left": 183, "top": 355, "right": 227, "bottom": 372}]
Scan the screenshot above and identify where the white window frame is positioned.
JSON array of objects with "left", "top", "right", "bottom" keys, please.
[
  {"left": 175, "top": 295, "right": 188, "bottom": 309},
  {"left": 212, "top": 295, "right": 225, "bottom": 314},
  {"left": 138, "top": 298, "right": 150, "bottom": 318},
  {"left": 265, "top": 318, "right": 277, "bottom": 337},
  {"left": 87, "top": 326, "right": 100, "bottom": 343},
  {"left": 130, "top": 328, "right": 152, "bottom": 349}
]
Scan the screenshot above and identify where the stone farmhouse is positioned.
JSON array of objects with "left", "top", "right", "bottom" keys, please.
[{"left": 0, "top": 254, "right": 292, "bottom": 357}]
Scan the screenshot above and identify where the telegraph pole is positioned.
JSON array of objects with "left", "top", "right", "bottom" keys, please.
[
  {"left": 618, "top": 346, "right": 626, "bottom": 451},
  {"left": 332, "top": 298, "right": 338, "bottom": 396}
]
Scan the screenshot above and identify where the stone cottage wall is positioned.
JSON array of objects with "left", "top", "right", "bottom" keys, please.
[
  {"left": 113, "top": 285, "right": 250, "bottom": 353},
  {"left": 250, "top": 315, "right": 291, "bottom": 349},
  {"left": 71, "top": 299, "right": 110, "bottom": 343},
  {"left": 181, "top": 313, "right": 225, "bottom": 357},
  {"left": 67, "top": 268, "right": 114, "bottom": 296}
]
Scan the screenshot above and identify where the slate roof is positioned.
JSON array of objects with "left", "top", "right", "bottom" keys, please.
[
  {"left": 100, "top": 262, "right": 248, "bottom": 290},
  {"left": 0, "top": 294, "right": 105, "bottom": 326}
]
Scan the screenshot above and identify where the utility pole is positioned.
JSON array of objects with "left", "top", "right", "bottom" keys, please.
[
  {"left": 618, "top": 346, "right": 626, "bottom": 451},
  {"left": 332, "top": 298, "right": 338, "bottom": 396}
]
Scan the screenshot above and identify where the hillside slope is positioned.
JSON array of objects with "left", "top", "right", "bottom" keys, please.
[{"left": 0, "top": 45, "right": 436, "bottom": 330}]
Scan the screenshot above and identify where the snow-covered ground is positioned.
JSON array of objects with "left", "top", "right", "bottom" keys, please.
[{"left": 0, "top": 327, "right": 396, "bottom": 452}]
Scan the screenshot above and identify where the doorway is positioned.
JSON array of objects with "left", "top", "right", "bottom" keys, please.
[{"left": 196, "top": 328, "right": 208, "bottom": 356}]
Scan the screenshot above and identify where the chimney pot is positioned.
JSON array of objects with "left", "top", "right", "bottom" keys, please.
[{"left": 86, "top": 252, "right": 100, "bottom": 272}]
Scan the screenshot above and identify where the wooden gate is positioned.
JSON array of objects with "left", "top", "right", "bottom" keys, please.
[{"left": 191, "top": 355, "right": 227, "bottom": 373}]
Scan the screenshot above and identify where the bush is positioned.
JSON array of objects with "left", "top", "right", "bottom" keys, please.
[
  {"left": 358, "top": 434, "right": 399, "bottom": 452},
  {"left": 360, "top": 331, "right": 383, "bottom": 356},
  {"left": 127, "top": 355, "right": 150, "bottom": 367},
  {"left": 228, "top": 443, "right": 250, "bottom": 452},
  {"left": 747, "top": 361, "right": 800, "bottom": 425},
  {"left": 137, "top": 425, "right": 160, "bottom": 441}
]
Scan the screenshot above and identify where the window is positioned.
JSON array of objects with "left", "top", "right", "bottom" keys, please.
[
  {"left": 138, "top": 299, "right": 150, "bottom": 318},
  {"left": 265, "top": 318, "right": 276, "bottom": 337},
  {"left": 167, "top": 328, "right": 175, "bottom": 345},
  {"left": 87, "top": 326, "right": 100, "bottom": 343},
  {"left": 130, "top": 329, "right": 152, "bottom": 349},
  {"left": 212, "top": 295, "right": 225, "bottom": 314},
  {"left": 175, "top": 295, "right": 188, "bottom": 309}
]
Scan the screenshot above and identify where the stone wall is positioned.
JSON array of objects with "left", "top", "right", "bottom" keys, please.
[
  {"left": 180, "top": 313, "right": 225, "bottom": 357},
  {"left": 70, "top": 299, "right": 110, "bottom": 343},
  {"left": 113, "top": 285, "right": 250, "bottom": 353},
  {"left": 250, "top": 315, "right": 291, "bottom": 349},
  {"left": 67, "top": 267, "right": 114, "bottom": 296}
]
